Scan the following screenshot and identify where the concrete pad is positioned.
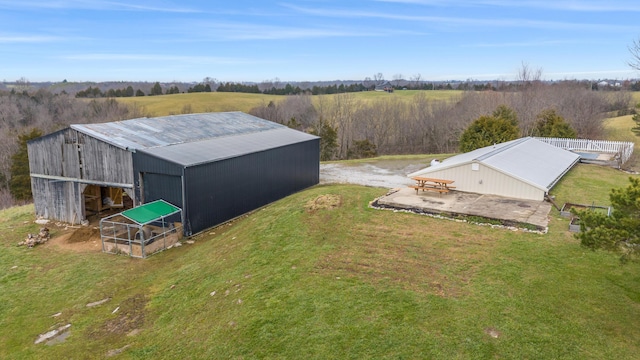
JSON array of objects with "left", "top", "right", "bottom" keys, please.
[{"left": 376, "top": 187, "right": 551, "bottom": 230}]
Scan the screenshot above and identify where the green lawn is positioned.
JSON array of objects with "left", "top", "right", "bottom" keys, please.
[{"left": 2, "top": 166, "right": 640, "bottom": 359}]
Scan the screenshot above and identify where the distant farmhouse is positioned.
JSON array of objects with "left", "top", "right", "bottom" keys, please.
[
  {"left": 28, "top": 112, "right": 320, "bottom": 236},
  {"left": 374, "top": 81, "right": 394, "bottom": 92}
]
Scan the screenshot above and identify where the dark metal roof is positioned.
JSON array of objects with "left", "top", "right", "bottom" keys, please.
[
  {"left": 70, "top": 112, "right": 285, "bottom": 151},
  {"left": 139, "top": 127, "right": 317, "bottom": 167}
]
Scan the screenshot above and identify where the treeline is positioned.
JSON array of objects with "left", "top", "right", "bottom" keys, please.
[
  {"left": 0, "top": 90, "right": 144, "bottom": 208},
  {"left": 1, "top": 79, "right": 635, "bottom": 207},
  {"left": 72, "top": 79, "right": 640, "bottom": 99},
  {"left": 250, "top": 81, "right": 629, "bottom": 161},
  {"left": 76, "top": 85, "right": 143, "bottom": 98},
  {"left": 76, "top": 82, "right": 213, "bottom": 98},
  {"left": 217, "top": 81, "right": 444, "bottom": 95},
  {"left": 216, "top": 82, "right": 261, "bottom": 93}
]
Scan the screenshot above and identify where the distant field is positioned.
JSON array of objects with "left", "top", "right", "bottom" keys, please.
[
  {"left": 116, "top": 92, "right": 284, "bottom": 116},
  {"left": 116, "top": 90, "right": 462, "bottom": 117},
  {"left": 345, "top": 89, "right": 462, "bottom": 102}
]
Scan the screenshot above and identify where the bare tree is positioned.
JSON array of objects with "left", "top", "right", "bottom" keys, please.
[
  {"left": 373, "top": 73, "right": 384, "bottom": 84},
  {"left": 393, "top": 74, "right": 404, "bottom": 88},
  {"left": 516, "top": 62, "right": 543, "bottom": 87},
  {"left": 202, "top": 77, "right": 218, "bottom": 90},
  {"left": 628, "top": 37, "right": 640, "bottom": 71},
  {"left": 14, "top": 77, "right": 30, "bottom": 92},
  {"left": 363, "top": 77, "right": 374, "bottom": 90},
  {"left": 259, "top": 79, "right": 274, "bottom": 92},
  {"left": 410, "top": 73, "right": 422, "bottom": 89},
  {"left": 278, "top": 94, "right": 317, "bottom": 128}
]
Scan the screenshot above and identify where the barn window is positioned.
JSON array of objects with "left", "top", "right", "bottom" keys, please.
[{"left": 471, "top": 163, "right": 479, "bottom": 171}]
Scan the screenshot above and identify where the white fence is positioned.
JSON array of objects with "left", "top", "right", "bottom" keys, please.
[{"left": 534, "top": 137, "right": 635, "bottom": 166}]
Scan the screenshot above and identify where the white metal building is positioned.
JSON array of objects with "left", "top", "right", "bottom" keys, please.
[{"left": 408, "top": 137, "right": 580, "bottom": 201}]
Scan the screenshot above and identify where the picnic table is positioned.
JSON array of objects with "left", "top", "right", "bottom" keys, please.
[{"left": 409, "top": 176, "right": 455, "bottom": 194}]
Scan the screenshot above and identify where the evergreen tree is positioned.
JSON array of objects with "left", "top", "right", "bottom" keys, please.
[
  {"left": 150, "top": 82, "right": 163, "bottom": 96},
  {"left": 125, "top": 85, "right": 134, "bottom": 97},
  {"left": 347, "top": 139, "right": 377, "bottom": 159},
  {"left": 532, "top": 109, "right": 577, "bottom": 138},
  {"left": 575, "top": 177, "right": 640, "bottom": 262},
  {"left": 9, "top": 128, "right": 43, "bottom": 201},
  {"left": 310, "top": 120, "right": 338, "bottom": 161},
  {"left": 492, "top": 104, "right": 518, "bottom": 126},
  {"left": 459, "top": 112, "right": 520, "bottom": 152}
]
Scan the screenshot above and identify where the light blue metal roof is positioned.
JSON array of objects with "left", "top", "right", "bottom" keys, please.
[
  {"left": 408, "top": 137, "right": 580, "bottom": 191},
  {"left": 71, "top": 112, "right": 285, "bottom": 151}
]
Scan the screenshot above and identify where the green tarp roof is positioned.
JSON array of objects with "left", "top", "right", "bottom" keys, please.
[{"left": 121, "top": 200, "right": 181, "bottom": 225}]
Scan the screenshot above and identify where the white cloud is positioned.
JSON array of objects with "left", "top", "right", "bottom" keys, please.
[
  {"left": 0, "top": 34, "right": 62, "bottom": 43},
  {"left": 374, "top": 0, "right": 640, "bottom": 12},
  {"left": 185, "top": 21, "right": 411, "bottom": 41},
  {"left": 282, "top": 3, "right": 634, "bottom": 31},
  {"left": 466, "top": 39, "right": 583, "bottom": 48},
  {"left": 0, "top": 0, "right": 199, "bottom": 13},
  {"left": 59, "top": 53, "right": 258, "bottom": 65}
]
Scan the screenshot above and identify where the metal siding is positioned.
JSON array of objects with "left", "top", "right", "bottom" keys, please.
[
  {"left": 421, "top": 163, "right": 544, "bottom": 201},
  {"left": 409, "top": 137, "right": 579, "bottom": 193},
  {"left": 132, "top": 151, "right": 184, "bottom": 207},
  {"left": 184, "top": 139, "right": 319, "bottom": 235},
  {"left": 133, "top": 152, "right": 182, "bottom": 176},
  {"left": 142, "top": 173, "right": 183, "bottom": 207}
]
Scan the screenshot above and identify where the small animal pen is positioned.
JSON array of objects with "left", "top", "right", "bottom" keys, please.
[{"left": 100, "top": 200, "right": 183, "bottom": 258}]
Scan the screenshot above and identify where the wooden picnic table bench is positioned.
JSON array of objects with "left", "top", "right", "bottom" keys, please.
[{"left": 410, "top": 176, "right": 455, "bottom": 194}]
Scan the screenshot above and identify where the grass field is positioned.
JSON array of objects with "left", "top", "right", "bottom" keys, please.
[
  {"left": 1, "top": 161, "right": 640, "bottom": 359},
  {"left": 116, "top": 92, "right": 285, "bottom": 116},
  {"left": 115, "top": 90, "right": 462, "bottom": 117},
  {"left": 602, "top": 114, "right": 640, "bottom": 169},
  {"left": 3, "top": 91, "right": 640, "bottom": 358}
]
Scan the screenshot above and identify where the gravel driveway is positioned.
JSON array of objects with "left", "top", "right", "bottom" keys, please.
[{"left": 319, "top": 159, "right": 428, "bottom": 189}]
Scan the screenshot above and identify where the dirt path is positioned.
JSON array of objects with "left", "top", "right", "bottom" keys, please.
[{"left": 45, "top": 225, "right": 103, "bottom": 253}]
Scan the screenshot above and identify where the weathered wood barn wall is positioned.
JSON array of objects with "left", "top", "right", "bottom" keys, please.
[
  {"left": 28, "top": 112, "right": 320, "bottom": 236},
  {"left": 28, "top": 128, "right": 135, "bottom": 224}
]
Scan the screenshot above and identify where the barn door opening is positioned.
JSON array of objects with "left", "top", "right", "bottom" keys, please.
[{"left": 83, "top": 185, "right": 133, "bottom": 217}]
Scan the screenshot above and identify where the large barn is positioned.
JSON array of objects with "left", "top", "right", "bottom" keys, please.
[
  {"left": 408, "top": 137, "right": 580, "bottom": 201},
  {"left": 28, "top": 112, "right": 320, "bottom": 236}
]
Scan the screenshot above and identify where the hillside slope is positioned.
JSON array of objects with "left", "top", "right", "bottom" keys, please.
[{"left": 2, "top": 170, "right": 640, "bottom": 358}]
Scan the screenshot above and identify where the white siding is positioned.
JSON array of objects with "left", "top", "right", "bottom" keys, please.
[{"left": 416, "top": 162, "right": 545, "bottom": 201}]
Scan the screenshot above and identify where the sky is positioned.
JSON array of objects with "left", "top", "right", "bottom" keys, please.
[{"left": 1, "top": 0, "right": 640, "bottom": 83}]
